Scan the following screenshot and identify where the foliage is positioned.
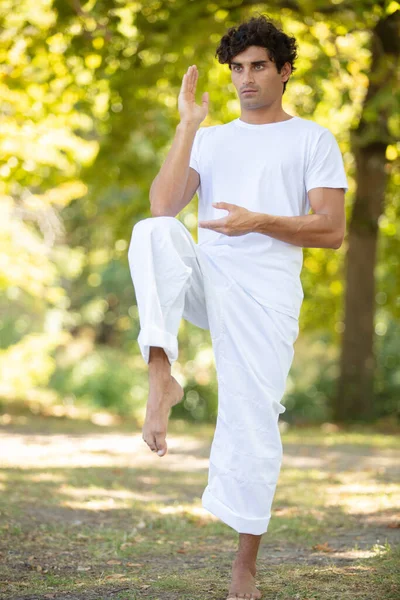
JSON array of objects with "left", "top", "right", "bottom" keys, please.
[{"left": 0, "top": 0, "right": 399, "bottom": 422}]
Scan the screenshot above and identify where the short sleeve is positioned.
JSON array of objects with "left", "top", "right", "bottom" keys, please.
[
  {"left": 305, "top": 128, "right": 348, "bottom": 193},
  {"left": 189, "top": 127, "right": 204, "bottom": 174}
]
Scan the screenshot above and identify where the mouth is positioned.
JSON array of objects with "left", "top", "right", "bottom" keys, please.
[{"left": 242, "top": 90, "right": 257, "bottom": 95}]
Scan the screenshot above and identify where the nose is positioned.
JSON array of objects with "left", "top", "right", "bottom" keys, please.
[{"left": 242, "top": 71, "right": 255, "bottom": 85}]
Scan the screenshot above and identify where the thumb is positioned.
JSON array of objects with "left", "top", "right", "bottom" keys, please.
[{"left": 202, "top": 91, "right": 209, "bottom": 106}]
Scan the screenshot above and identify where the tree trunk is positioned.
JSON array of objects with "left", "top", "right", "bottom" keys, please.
[{"left": 334, "top": 11, "right": 399, "bottom": 422}]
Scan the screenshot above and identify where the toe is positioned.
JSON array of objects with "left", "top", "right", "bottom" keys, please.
[
  {"left": 155, "top": 433, "right": 167, "bottom": 456},
  {"left": 143, "top": 435, "right": 157, "bottom": 452},
  {"left": 144, "top": 438, "right": 157, "bottom": 452}
]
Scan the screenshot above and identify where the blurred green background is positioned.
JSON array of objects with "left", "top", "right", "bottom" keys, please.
[{"left": 1, "top": 0, "right": 399, "bottom": 428}]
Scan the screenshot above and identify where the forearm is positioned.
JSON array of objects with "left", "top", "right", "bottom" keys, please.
[
  {"left": 250, "top": 211, "right": 342, "bottom": 249},
  {"left": 150, "top": 121, "right": 198, "bottom": 215}
]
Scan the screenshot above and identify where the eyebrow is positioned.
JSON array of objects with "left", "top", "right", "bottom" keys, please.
[{"left": 230, "top": 60, "right": 268, "bottom": 66}]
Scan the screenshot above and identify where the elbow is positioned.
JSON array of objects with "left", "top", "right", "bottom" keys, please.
[
  {"left": 149, "top": 196, "right": 164, "bottom": 217},
  {"left": 149, "top": 183, "right": 175, "bottom": 217},
  {"left": 331, "top": 229, "right": 345, "bottom": 250},
  {"left": 150, "top": 202, "right": 161, "bottom": 217},
  {"left": 149, "top": 201, "right": 158, "bottom": 217},
  {"left": 149, "top": 178, "right": 168, "bottom": 216},
  {"left": 150, "top": 201, "right": 175, "bottom": 218}
]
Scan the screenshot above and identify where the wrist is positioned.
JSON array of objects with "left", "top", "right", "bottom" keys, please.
[
  {"left": 251, "top": 212, "right": 270, "bottom": 234},
  {"left": 177, "top": 120, "right": 200, "bottom": 131}
]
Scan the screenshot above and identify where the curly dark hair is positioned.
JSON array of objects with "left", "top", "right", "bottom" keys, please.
[{"left": 215, "top": 14, "right": 298, "bottom": 95}]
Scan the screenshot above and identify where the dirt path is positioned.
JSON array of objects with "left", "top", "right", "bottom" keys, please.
[{"left": 0, "top": 416, "right": 399, "bottom": 599}]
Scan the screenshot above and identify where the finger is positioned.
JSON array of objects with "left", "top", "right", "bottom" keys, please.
[
  {"left": 199, "top": 225, "right": 224, "bottom": 232},
  {"left": 189, "top": 65, "right": 197, "bottom": 94},
  {"left": 199, "top": 222, "right": 221, "bottom": 230},
  {"left": 198, "top": 221, "right": 212, "bottom": 228},
  {"left": 212, "top": 202, "right": 231, "bottom": 209},
  {"left": 180, "top": 74, "right": 187, "bottom": 96},
  {"left": 199, "top": 217, "right": 226, "bottom": 226},
  {"left": 193, "top": 70, "right": 198, "bottom": 95},
  {"left": 180, "top": 65, "right": 193, "bottom": 94}
]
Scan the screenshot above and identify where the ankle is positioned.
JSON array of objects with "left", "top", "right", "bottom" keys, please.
[
  {"left": 148, "top": 363, "right": 171, "bottom": 376},
  {"left": 233, "top": 557, "right": 257, "bottom": 576}
]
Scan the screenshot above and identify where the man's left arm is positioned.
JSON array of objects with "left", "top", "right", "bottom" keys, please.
[{"left": 250, "top": 186, "right": 346, "bottom": 249}]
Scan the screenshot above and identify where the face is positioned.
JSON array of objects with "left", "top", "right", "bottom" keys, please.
[{"left": 230, "top": 45, "right": 291, "bottom": 108}]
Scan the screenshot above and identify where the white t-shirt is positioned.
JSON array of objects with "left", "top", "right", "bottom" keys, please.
[{"left": 189, "top": 116, "right": 348, "bottom": 320}]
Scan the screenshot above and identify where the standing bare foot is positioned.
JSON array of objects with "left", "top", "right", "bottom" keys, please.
[
  {"left": 142, "top": 349, "right": 184, "bottom": 457},
  {"left": 226, "top": 558, "right": 262, "bottom": 599}
]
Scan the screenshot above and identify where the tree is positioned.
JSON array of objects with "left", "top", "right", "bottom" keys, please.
[{"left": 336, "top": 8, "right": 400, "bottom": 421}]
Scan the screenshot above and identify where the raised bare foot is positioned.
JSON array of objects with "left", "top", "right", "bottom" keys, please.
[
  {"left": 142, "top": 373, "right": 184, "bottom": 457},
  {"left": 226, "top": 559, "right": 262, "bottom": 599}
]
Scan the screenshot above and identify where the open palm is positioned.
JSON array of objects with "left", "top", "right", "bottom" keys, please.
[{"left": 178, "top": 65, "right": 209, "bottom": 125}]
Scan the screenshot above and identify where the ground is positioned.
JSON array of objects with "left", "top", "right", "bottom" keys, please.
[{"left": 0, "top": 413, "right": 399, "bottom": 599}]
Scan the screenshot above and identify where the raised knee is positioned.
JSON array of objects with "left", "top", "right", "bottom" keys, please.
[
  {"left": 129, "top": 217, "right": 176, "bottom": 259},
  {"left": 133, "top": 215, "right": 175, "bottom": 231},
  {"left": 131, "top": 216, "right": 182, "bottom": 240}
]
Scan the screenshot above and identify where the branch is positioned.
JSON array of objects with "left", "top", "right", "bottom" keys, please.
[{"left": 66, "top": 0, "right": 112, "bottom": 42}]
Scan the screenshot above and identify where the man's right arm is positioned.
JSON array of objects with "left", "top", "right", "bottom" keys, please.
[
  {"left": 150, "top": 121, "right": 200, "bottom": 218},
  {"left": 150, "top": 64, "right": 208, "bottom": 217}
]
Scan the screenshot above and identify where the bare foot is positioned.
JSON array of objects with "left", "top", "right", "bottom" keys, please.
[
  {"left": 142, "top": 374, "right": 184, "bottom": 457},
  {"left": 226, "top": 559, "right": 262, "bottom": 599}
]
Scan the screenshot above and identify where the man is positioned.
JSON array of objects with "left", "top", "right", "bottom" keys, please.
[{"left": 128, "top": 14, "right": 348, "bottom": 600}]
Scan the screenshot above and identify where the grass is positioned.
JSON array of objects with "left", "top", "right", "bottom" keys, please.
[{"left": 0, "top": 412, "right": 399, "bottom": 599}]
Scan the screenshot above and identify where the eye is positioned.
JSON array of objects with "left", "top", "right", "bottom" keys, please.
[{"left": 232, "top": 64, "right": 264, "bottom": 71}]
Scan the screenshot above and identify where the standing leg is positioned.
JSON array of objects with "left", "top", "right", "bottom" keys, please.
[
  {"left": 227, "top": 533, "right": 263, "bottom": 599},
  {"left": 128, "top": 216, "right": 209, "bottom": 457},
  {"left": 198, "top": 274, "right": 299, "bottom": 598}
]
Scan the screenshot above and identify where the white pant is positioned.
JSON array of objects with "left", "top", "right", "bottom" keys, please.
[{"left": 128, "top": 216, "right": 299, "bottom": 535}]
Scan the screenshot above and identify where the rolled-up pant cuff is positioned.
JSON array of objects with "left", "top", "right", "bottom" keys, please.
[
  {"left": 201, "top": 486, "right": 271, "bottom": 535},
  {"left": 138, "top": 325, "right": 178, "bottom": 366}
]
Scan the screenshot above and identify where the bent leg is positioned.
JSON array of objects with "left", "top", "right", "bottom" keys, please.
[
  {"left": 128, "top": 216, "right": 209, "bottom": 366},
  {"left": 128, "top": 216, "right": 211, "bottom": 458}
]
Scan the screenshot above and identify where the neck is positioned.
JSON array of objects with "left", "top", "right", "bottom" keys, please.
[{"left": 239, "top": 107, "right": 292, "bottom": 125}]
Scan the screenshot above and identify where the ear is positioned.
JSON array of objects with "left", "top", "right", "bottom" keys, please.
[{"left": 281, "top": 61, "right": 292, "bottom": 83}]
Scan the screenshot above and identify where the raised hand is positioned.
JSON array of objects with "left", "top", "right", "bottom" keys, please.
[{"left": 178, "top": 65, "right": 209, "bottom": 126}]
